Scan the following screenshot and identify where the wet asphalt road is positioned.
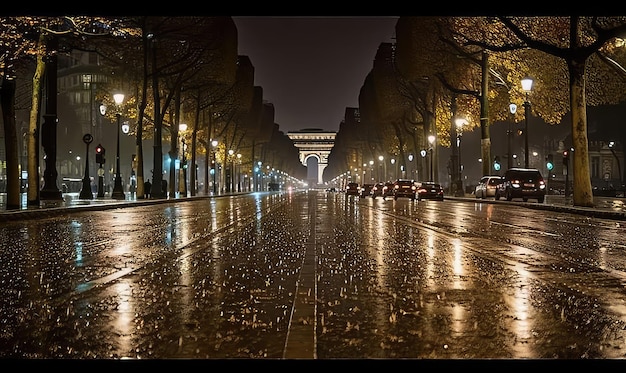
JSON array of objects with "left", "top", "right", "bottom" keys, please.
[{"left": 1, "top": 190, "right": 626, "bottom": 361}]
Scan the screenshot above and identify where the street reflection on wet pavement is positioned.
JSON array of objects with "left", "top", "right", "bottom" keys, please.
[{"left": 0, "top": 190, "right": 625, "bottom": 359}]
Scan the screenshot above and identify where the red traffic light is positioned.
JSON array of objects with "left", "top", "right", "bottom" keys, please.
[{"left": 95, "top": 143, "right": 105, "bottom": 164}]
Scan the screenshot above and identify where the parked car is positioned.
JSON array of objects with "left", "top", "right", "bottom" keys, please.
[
  {"left": 475, "top": 176, "right": 504, "bottom": 199},
  {"left": 416, "top": 181, "right": 444, "bottom": 201},
  {"left": 360, "top": 183, "right": 374, "bottom": 198},
  {"left": 346, "top": 182, "right": 360, "bottom": 196},
  {"left": 392, "top": 179, "right": 417, "bottom": 200},
  {"left": 495, "top": 168, "right": 546, "bottom": 203}
]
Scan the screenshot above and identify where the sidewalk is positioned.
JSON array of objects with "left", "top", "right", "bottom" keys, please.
[
  {"left": 460, "top": 193, "right": 626, "bottom": 220},
  {"left": 0, "top": 191, "right": 212, "bottom": 221}
]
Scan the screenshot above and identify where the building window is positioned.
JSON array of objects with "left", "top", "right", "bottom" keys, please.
[{"left": 591, "top": 156, "right": 600, "bottom": 179}]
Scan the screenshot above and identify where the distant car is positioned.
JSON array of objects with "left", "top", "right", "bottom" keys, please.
[
  {"left": 381, "top": 182, "right": 395, "bottom": 199},
  {"left": 475, "top": 176, "right": 504, "bottom": 199},
  {"left": 416, "top": 181, "right": 444, "bottom": 201},
  {"left": 495, "top": 168, "right": 546, "bottom": 203},
  {"left": 346, "top": 182, "right": 360, "bottom": 196},
  {"left": 370, "top": 182, "right": 385, "bottom": 198},
  {"left": 360, "top": 184, "right": 374, "bottom": 198},
  {"left": 392, "top": 179, "right": 416, "bottom": 200}
]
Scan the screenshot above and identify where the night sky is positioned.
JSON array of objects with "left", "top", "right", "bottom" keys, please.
[{"left": 232, "top": 16, "right": 399, "bottom": 133}]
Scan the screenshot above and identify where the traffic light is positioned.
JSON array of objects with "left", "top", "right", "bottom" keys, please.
[
  {"left": 493, "top": 156, "right": 501, "bottom": 171},
  {"left": 95, "top": 144, "right": 105, "bottom": 164},
  {"left": 546, "top": 154, "right": 554, "bottom": 170}
]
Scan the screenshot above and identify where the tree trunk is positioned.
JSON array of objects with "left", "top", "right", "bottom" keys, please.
[
  {"left": 569, "top": 59, "right": 594, "bottom": 207},
  {"left": 150, "top": 36, "right": 164, "bottom": 199},
  {"left": 28, "top": 35, "right": 46, "bottom": 205},
  {"left": 480, "top": 51, "right": 492, "bottom": 178}
]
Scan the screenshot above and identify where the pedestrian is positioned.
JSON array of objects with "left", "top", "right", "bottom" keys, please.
[{"left": 144, "top": 180, "right": 152, "bottom": 198}]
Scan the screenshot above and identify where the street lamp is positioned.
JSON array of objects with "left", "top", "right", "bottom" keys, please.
[
  {"left": 521, "top": 76, "right": 534, "bottom": 168},
  {"left": 369, "top": 160, "right": 374, "bottom": 182},
  {"left": 211, "top": 140, "right": 218, "bottom": 194},
  {"left": 408, "top": 154, "right": 414, "bottom": 180},
  {"left": 362, "top": 163, "right": 367, "bottom": 184},
  {"left": 79, "top": 134, "right": 94, "bottom": 199},
  {"left": 111, "top": 93, "right": 125, "bottom": 200},
  {"left": 179, "top": 123, "right": 188, "bottom": 197},
  {"left": 608, "top": 141, "right": 622, "bottom": 186},
  {"left": 428, "top": 135, "right": 436, "bottom": 181},
  {"left": 508, "top": 103, "right": 517, "bottom": 170},
  {"left": 237, "top": 153, "right": 242, "bottom": 192},
  {"left": 256, "top": 161, "right": 262, "bottom": 192},
  {"left": 455, "top": 117, "right": 467, "bottom": 196}
]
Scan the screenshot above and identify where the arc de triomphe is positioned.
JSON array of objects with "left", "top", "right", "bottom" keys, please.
[{"left": 287, "top": 128, "right": 336, "bottom": 186}]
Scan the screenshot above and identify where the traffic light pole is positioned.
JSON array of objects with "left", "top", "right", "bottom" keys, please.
[
  {"left": 95, "top": 144, "right": 105, "bottom": 198},
  {"left": 546, "top": 154, "right": 554, "bottom": 194},
  {"left": 97, "top": 165, "right": 105, "bottom": 198}
]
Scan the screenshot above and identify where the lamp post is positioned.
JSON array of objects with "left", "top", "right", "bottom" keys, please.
[
  {"left": 121, "top": 121, "right": 133, "bottom": 198},
  {"left": 428, "top": 135, "right": 436, "bottom": 181},
  {"left": 178, "top": 123, "right": 187, "bottom": 197},
  {"left": 508, "top": 103, "right": 517, "bottom": 170},
  {"left": 521, "top": 77, "right": 534, "bottom": 168},
  {"left": 608, "top": 141, "right": 622, "bottom": 186},
  {"left": 111, "top": 93, "right": 125, "bottom": 200},
  {"left": 237, "top": 153, "right": 242, "bottom": 192},
  {"left": 97, "top": 105, "right": 107, "bottom": 197},
  {"left": 256, "top": 161, "right": 262, "bottom": 192},
  {"left": 211, "top": 140, "right": 218, "bottom": 195},
  {"left": 79, "top": 133, "right": 94, "bottom": 199},
  {"left": 362, "top": 163, "right": 367, "bottom": 184},
  {"left": 455, "top": 118, "right": 467, "bottom": 196}
]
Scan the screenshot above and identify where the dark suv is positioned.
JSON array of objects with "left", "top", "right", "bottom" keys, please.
[
  {"left": 392, "top": 179, "right": 417, "bottom": 200},
  {"left": 495, "top": 168, "right": 546, "bottom": 203},
  {"left": 346, "top": 182, "right": 360, "bottom": 196}
]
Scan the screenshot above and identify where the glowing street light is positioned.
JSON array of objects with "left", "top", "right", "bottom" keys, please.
[
  {"left": 178, "top": 123, "right": 188, "bottom": 196},
  {"left": 508, "top": 103, "right": 517, "bottom": 169},
  {"left": 428, "top": 135, "right": 436, "bottom": 181},
  {"left": 111, "top": 93, "right": 125, "bottom": 200},
  {"left": 211, "top": 140, "right": 218, "bottom": 195},
  {"left": 455, "top": 117, "right": 467, "bottom": 196},
  {"left": 521, "top": 77, "right": 534, "bottom": 168}
]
